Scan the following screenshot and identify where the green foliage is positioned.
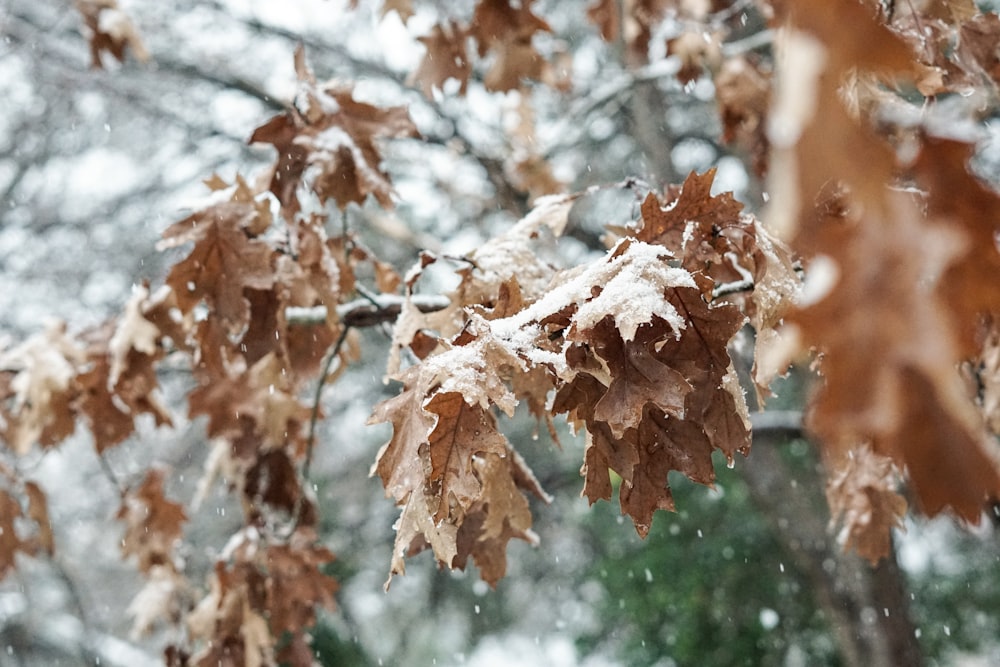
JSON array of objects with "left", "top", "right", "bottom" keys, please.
[{"left": 578, "top": 457, "right": 839, "bottom": 666}]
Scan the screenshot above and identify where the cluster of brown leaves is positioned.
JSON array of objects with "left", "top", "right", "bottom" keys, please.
[
  {"left": 0, "top": 46, "right": 417, "bottom": 665},
  {"left": 18, "top": 0, "right": 1000, "bottom": 660},
  {"left": 371, "top": 181, "right": 798, "bottom": 581},
  {"left": 758, "top": 0, "right": 1000, "bottom": 558}
]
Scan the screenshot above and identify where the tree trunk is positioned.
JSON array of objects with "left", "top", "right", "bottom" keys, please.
[{"left": 744, "top": 411, "right": 923, "bottom": 667}]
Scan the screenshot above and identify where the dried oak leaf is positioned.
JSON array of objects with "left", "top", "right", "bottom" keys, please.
[
  {"left": 524, "top": 237, "right": 749, "bottom": 534},
  {"left": 826, "top": 446, "right": 907, "bottom": 564},
  {"left": 424, "top": 391, "right": 510, "bottom": 521},
  {"left": 470, "top": 0, "right": 552, "bottom": 91},
  {"left": 0, "top": 324, "right": 83, "bottom": 454},
  {"left": 370, "top": 369, "right": 435, "bottom": 505},
  {"left": 187, "top": 556, "right": 273, "bottom": 667},
  {"left": 636, "top": 169, "right": 745, "bottom": 259},
  {"left": 587, "top": 319, "right": 691, "bottom": 438},
  {"left": 452, "top": 451, "right": 545, "bottom": 587},
  {"left": 74, "top": 0, "right": 149, "bottom": 69},
  {"left": 410, "top": 21, "right": 472, "bottom": 97},
  {"left": 118, "top": 468, "right": 187, "bottom": 573},
  {"left": 265, "top": 538, "right": 337, "bottom": 635},
  {"left": 188, "top": 352, "right": 311, "bottom": 455},
  {"left": 715, "top": 55, "right": 771, "bottom": 176},
  {"left": 159, "top": 183, "right": 276, "bottom": 335},
  {"left": 250, "top": 47, "right": 418, "bottom": 214}
]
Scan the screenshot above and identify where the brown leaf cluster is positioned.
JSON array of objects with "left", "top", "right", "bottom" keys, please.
[
  {"left": 182, "top": 528, "right": 336, "bottom": 667},
  {"left": 250, "top": 47, "right": 417, "bottom": 217},
  {"left": 765, "top": 0, "right": 1000, "bottom": 558},
  {"left": 406, "top": 0, "right": 553, "bottom": 95}
]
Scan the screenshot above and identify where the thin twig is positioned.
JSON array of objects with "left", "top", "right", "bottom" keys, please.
[
  {"left": 302, "top": 325, "right": 352, "bottom": 484},
  {"left": 96, "top": 451, "right": 126, "bottom": 495}
]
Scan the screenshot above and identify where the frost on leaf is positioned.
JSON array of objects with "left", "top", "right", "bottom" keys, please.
[{"left": 250, "top": 47, "right": 418, "bottom": 215}]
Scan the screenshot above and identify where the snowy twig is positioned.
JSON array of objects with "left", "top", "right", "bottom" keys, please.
[
  {"left": 712, "top": 278, "right": 755, "bottom": 300},
  {"left": 287, "top": 294, "right": 452, "bottom": 328}
]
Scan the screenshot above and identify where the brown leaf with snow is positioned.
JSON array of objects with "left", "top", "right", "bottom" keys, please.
[{"left": 250, "top": 47, "right": 418, "bottom": 215}]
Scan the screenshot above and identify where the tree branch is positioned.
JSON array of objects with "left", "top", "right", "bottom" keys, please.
[{"left": 286, "top": 294, "right": 451, "bottom": 328}]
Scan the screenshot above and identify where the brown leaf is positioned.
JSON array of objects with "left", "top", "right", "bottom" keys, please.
[
  {"left": 470, "top": 0, "right": 552, "bottom": 92},
  {"left": 160, "top": 211, "right": 275, "bottom": 336},
  {"left": 826, "top": 446, "right": 907, "bottom": 563},
  {"left": 452, "top": 451, "right": 540, "bottom": 586},
  {"left": 425, "top": 391, "right": 509, "bottom": 520},
  {"left": 715, "top": 56, "right": 771, "bottom": 176},
  {"left": 24, "top": 482, "right": 54, "bottom": 556},
  {"left": 410, "top": 21, "right": 472, "bottom": 97},
  {"left": 792, "top": 189, "right": 1000, "bottom": 523},
  {"left": 265, "top": 538, "right": 337, "bottom": 635},
  {"left": 621, "top": 409, "right": 717, "bottom": 536},
  {"left": 74, "top": 0, "right": 149, "bottom": 68},
  {"left": 588, "top": 320, "right": 691, "bottom": 438},
  {"left": 635, "top": 169, "right": 745, "bottom": 255},
  {"left": 0, "top": 324, "right": 83, "bottom": 454},
  {"left": 250, "top": 48, "right": 418, "bottom": 214},
  {"left": 370, "top": 372, "right": 435, "bottom": 505},
  {"left": 118, "top": 469, "right": 187, "bottom": 573}
]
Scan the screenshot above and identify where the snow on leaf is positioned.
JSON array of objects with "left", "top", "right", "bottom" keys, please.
[
  {"left": 108, "top": 284, "right": 160, "bottom": 388},
  {"left": 0, "top": 324, "right": 83, "bottom": 454},
  {"left": 571, "top": 239, "right": 693, "bottom": 342},
  {"left": 250, "top": 47, "right": 418, "bottom": 215}
]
